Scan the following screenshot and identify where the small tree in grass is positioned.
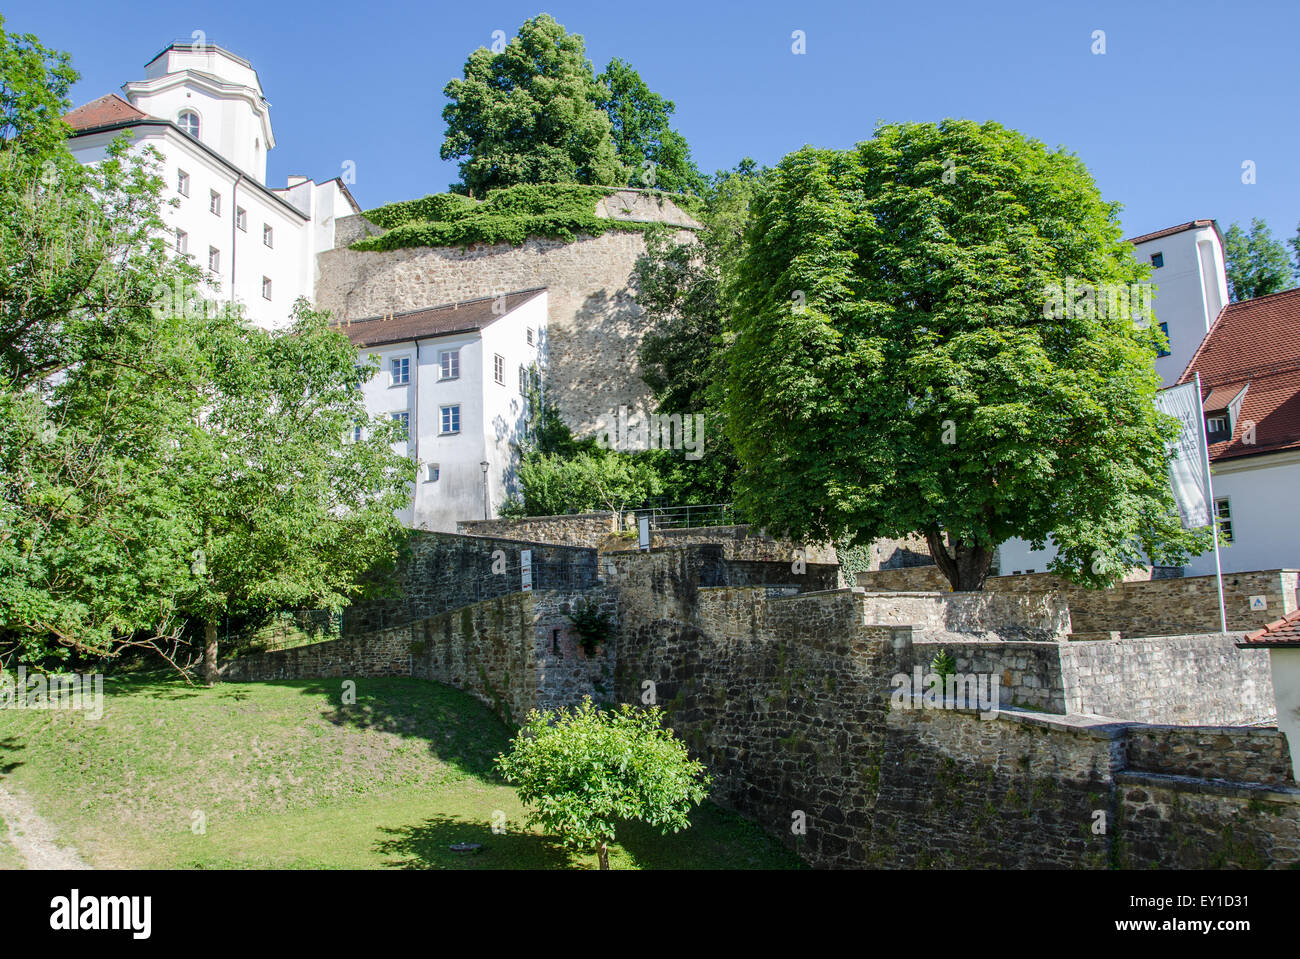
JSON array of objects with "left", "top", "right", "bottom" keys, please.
[{"left": 496, "top": 698, "right": 710, "bottom": 869}]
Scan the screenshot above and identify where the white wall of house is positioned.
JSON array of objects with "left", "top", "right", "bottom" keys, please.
[
  {"left": 1268, "top": 648, "right": 1300, "bottom": 782},
  {"left": 1183, "top": 450, "right": 1300, "bottom": 577},
  {"left": 355, "top": 294, "right": 546, "bottom": 532},
  {"left": 998, "top": 451, "right": 1300, "bottom": 578},
  {"left": 68, "top": 44, "right": 352, "bottom": 330},
  {"left": 1132, "top": 225, "right": 1227, "bottom": 387}
]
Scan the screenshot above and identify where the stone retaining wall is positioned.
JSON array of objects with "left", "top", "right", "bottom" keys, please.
[
  {"left": 343, "top": 530, "right": 598, "bottom": 634},
  {"left": 229, "top": 588, "right": 615, "bottom": 726},
  {"left": 1061, "top": 633, "right": 1276, "bottom": 725},
  {"left": 855, "top": 567, "right": 1299, "bottom": 637},
  {"left": 858, "top": 589, "right": 1071, "bottom": 642}
]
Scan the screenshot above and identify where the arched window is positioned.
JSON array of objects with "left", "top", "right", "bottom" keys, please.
[{"left": 178, "top": 110, "right": 200, "bottom": 139}]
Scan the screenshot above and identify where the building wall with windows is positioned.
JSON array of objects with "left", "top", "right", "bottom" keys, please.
[
  {"left": 1130, "top": 222, "right": 1228, "bottom": 388},
  {"left": 1182, "top": 450, "right": 1300, "bottom": 578},
  {"left": 351, "top": 292, "right": 546, "bottom": 532},
  {"left": 64, "top": 43, "right": 358, "bottom": 330}
]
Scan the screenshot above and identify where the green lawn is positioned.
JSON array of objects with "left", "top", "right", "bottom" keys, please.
[
  {"left": 0, "top": 813, "right": 20, "bottom": 870},
  {"left": 0, "top": 673, "right": 802, "bottom": 870}
]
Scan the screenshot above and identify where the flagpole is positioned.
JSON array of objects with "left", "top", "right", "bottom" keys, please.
[{"left": 1195, "top": 372, "right": 1228, "bottom": 634}]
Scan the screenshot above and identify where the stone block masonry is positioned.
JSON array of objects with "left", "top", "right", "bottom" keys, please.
[
  {"left": 855, "top": 567, "right": 1300, "bottom": 638},
  {"left": 227, "top": 587, "right": 616, "bottom": 726},
  {"left": 342, "top": 530, "right": 599, "bottom": 635},
  {"left": 316, "top": 229, "right": 695, "bottom": 434}
]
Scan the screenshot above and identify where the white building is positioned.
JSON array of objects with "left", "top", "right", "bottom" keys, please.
[
  {"left": 999, "top": 221, "right": 1300, "bottom": 579},
  {"left": 1128, "top": 220, "right": 1229, "bottom": 388},
  {"left": 340, "top": 289, "right": 548, "bottom": 532},
  {"left": 62, "top": 41, "right": 359, "bottom": 329}
]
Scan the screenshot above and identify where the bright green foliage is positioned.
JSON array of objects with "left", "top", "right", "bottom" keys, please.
[
  {"left": 633, "top": 160, "right": 767, "bottom": 504},
  {"left": 176, "top": 301, "right": 417, "bottom": 679},
  {"left": 505, "top": 450, "right": 662, "bottom": 520},
  {"left": 725, "top": 120, "right": 1211, "bottom": 589},
  {"left": 596, "top": 57, "right": 704, "bottom": 195},
  {"left": 440, "top": 14, "right": 624, "bottom": 196},
  {"left": 353, "top": 183, "right": 664, "bottom": 252},
  {"left": 496, "top": 699, "right": 711, "bottom": 869},
  {"left": 1223, "top": 218, "right": 1294, "bottom": 302},
  {"left": 0, "top": 20, "right": 205, "bottom": 663},
  {"left": 0, "top": 20, "right": 416, "bottom": 668}
]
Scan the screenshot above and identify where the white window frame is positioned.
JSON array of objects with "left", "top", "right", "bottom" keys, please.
[
  {"left": 209, "top": 189, "right": 221, "bottom": 217},
  {"left": 235, "top": 206, "right": 247, "bottom": 232},
  {"left": 177, "top": 169, "right": 190, "bottom": 197},
  {"left": 177, "top": 110, "right": 200, "bottom": 139},
  {"left": 425, "top": 462, "right": 440, "bottom": 483},
  {"left": 208, "top": 246, "right": 220, "bottom": 274},
  {"left": 392, "top": 411, "right": 411, "bottom": 442},
  {"left": 493, "top": 353, "right": 505, "bottom": 385},
  {"left": 1214, "top": 497, "right": 1233, "bottom": 543},
  {"left": 175, "top": 229, "right": 188, "bottom": 254},
  {"left": 438, "top": 349, "right": 460, "bottom": 381},
  {"left": 526, "top": 327, "right": 534, "bottom": 346},
  {"left": 440, "top": 405, "right": 460, "bottom": 435},
  {"left": 261, "top": 276, "right": 272, "bottom": 300},
  {"left": 263, "top": 223, "right": 274, "bottom": 248},
  {"left": 390, "top": 355, "right": 411, "bottom": 386},
  {"left": 1206, "top": 414, "right": 1229, "bottom": 436}
]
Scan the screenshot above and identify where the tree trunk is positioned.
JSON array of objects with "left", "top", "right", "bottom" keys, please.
[
  {"left": 203, "top": 619, "right": 220, "bottom": 686},
  {"left": 925, "top": 526, "right": 993, "bottom": 591},
  {"left": 596, "top": 842, "right": 610, "bottom": 870}
]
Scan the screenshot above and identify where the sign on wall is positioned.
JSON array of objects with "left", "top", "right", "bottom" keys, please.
[{"left": 521, "top": 549, "right": 532, "bottom": 592}]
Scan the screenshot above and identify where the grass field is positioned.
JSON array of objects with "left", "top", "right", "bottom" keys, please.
[{"left": 0, "top": 673, "right": 803, "bottom": 870}]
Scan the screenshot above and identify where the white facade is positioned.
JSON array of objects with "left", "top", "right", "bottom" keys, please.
[
  {"left": 1131, "top": 223, "right": 1228, "bottom": 387},
  {"left": 1181, "top": 449, "right": 1300, "bottom": 578},
  {"left": 353, "top": 293, "right": 547, "bottom": 532},
  {"left": 1267, "top": 648, "right": 1300, "bottom": 781},
  {"left": 66, "top": 43, "right": 358, "bottom": 329}
]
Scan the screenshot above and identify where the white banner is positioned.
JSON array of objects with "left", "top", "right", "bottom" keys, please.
[
  {"left": 1154, "top": 379, "right": 1212, "bottom": 529},
  {"left": 520, "top": 549, "right": 533, "bottom": 592}
]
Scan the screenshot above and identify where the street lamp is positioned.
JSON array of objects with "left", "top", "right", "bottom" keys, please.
[{"left": 480, "top": 461, "right": 490, "bottom": 519}]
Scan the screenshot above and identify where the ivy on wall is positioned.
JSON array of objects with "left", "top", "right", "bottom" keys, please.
[{"left": 352, "top": 183, "right": 700, "bottom": 252}]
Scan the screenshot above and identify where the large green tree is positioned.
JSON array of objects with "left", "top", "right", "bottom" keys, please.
[
  {"left": 1224, "top": 218, "right": 1294, "bottom": 302},
  {"left": 0, "top": 18, "right": 204, "bottom": 665},
  {"left": 0, "top": 20, "right": 416, "bottom": 672},
  {"left": 724, "top": 120, "right": 1210, "bottom": 590},
  {"left": 178, "top": 303, "right": 416, "bottom": 684},
  {"left": 596, "top": 58, "right": 704, "bottom": 195},
  {"left": 441, "top": 14, "right": 624, "bottom": 195}
]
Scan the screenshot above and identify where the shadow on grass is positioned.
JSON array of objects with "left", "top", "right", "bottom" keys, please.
[
  {"left": 374, "top": 814, "right": 584, "bottom": 870},
  {"left": 0, "top": 737, "right": 24, "bottom": 777},
  {"left": 616, "top": 802, "right": 807, "bottom": 870}
]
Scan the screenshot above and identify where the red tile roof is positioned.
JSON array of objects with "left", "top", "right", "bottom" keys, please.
[
  {"left": 1127, "top": 219, "right": 1220, "bottom": 246},
  {"left": 334, "top": 289, "right": 545, "bottom": 349},
  {"left": 62, "top": 94, "right": 147, "bottom": 132},
  {"left": 1178, "top": 287, "right": 1300, "bottom": 461},
  {"left": 1241, "top": 609, "right": 1300, "bottom": 647}
]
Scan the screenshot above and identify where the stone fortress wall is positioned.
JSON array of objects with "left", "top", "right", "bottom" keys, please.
[
  {"left": 224, "top": 527, "right": 1300, "bottom": 869},
  {"left": 314, "top": 192, "right": 700, "bottom": 435}
]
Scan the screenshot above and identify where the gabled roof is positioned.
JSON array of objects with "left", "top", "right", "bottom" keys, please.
[
  {"left": 1178, "top": 287, "right": 1300, "bottom": 461},
  {"left": 62, "top": 94, "right": 147, "bottom": 132},
  {"left": 335, "top": 288, "right": 545, "bottom": 349},
  {"left": 1240, "top": 609, "right": 1300, "bottom": 648},
  {"left": 1126, "top": 219, "right": 1222, "bottom": 247}
]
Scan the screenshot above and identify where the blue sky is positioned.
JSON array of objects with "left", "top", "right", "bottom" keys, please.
[{"left": 6, "top": 0, "right": 1298, "bottom": 242}]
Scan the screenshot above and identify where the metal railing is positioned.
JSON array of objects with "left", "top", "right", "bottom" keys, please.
[{"left": 637, "top": 503, "right": 736, "bottom": 531}]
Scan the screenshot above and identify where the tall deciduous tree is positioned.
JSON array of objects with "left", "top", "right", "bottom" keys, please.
[
  {"left": 441, "top": 14, "right": 624, "bottom": 196},
  {"left": 595, "top": 58, "right": 704, "bottom": 195},
  {"left": 179, "top": 303, "right": 416, "bottom": 684},
  {"left": 1224, "top": 218, "right": 1294, "bottom": 302},
  {"left": 724, "top": 120, "right": 1210, "bottom": 590}
]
